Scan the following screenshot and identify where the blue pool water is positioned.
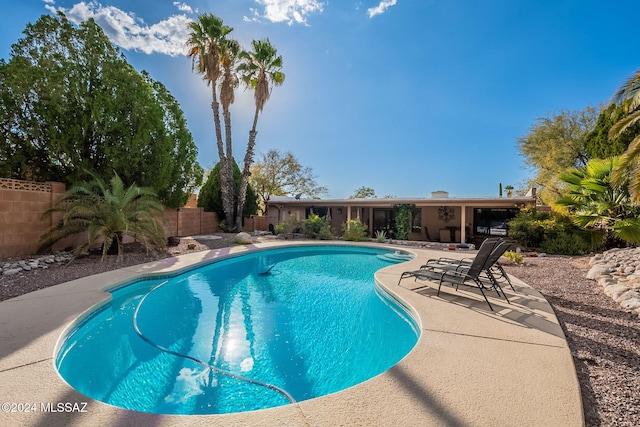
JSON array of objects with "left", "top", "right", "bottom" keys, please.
[{"left": 56, "top": 245, "right": 419, "bottom": 414}]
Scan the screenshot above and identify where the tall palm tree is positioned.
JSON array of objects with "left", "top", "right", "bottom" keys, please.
[
  {"left": 219, "top": 39, "right": 241, "bottom": 228},
  {"left": 236, "top": 39, "right": 285, "bottom": 226},
  {"left": 609, "top": 68, "right": 640, "bottom": 200},
  {"left": 556, "top": 157, "right": 640, "bottom": 245},
  {"left": 39, "top": 173, "right": 166, "bottom": 261},
  {"left": 187, "top": 14, "right": 236, "bottom": 226}
]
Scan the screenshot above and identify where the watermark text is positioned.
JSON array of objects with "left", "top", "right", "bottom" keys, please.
[{"left": 1, "top": 402, "right": 88, "bottom": 413}]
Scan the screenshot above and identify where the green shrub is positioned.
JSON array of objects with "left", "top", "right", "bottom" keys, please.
[
  {"left": 393, "top": 204, "right": 414, "bottom": 240},
  {"left": 508, "top": 208, "right": 594, "bottom": 254},
  {"left": 502, "top": 250, "right": 523, "bottom": 264},
  {"left": 303, "top": 214, "right": 333, "bottom": 240},
  {"left": 539, "top": 232, "right": 592, "bottom": 255},
  {"left": 508, "top": 209, "right": 552, "bottom": 248},
  {"left": 342, "top": 220, "right": 369, "bottom": 241},
  {"left": 273, "top": 214, "right": 302, "bottom": 235}
]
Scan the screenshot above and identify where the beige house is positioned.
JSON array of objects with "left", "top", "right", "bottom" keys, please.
[{"left": 265, "top": 190, "right": 537, "bottom": 246}]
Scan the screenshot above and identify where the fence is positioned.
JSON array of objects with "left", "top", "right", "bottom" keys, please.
[
  {"left": 243, "top": 215, "right": 270, "bottom": 232},
  {"left": 0, "top": 178, "right": 220, "bottom": 258},
  {"left": 162, "top": 207, "right": 218, "bottom": 238}
]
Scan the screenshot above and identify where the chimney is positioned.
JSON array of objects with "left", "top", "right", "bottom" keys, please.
[{"left": 431, "top": 191, "right": 449, "bottom": 198}]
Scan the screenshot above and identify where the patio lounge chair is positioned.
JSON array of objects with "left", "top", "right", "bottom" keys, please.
[
  {"left": 398, "top": 238, "right": 499, "bottom": 310},
  {"left": 426, "top": 239, "right": 515, "bottom": 293}
]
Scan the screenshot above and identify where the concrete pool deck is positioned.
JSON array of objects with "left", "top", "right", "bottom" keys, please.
[{"left": 0, "top": 241, "right": 584, "bottom": 426}]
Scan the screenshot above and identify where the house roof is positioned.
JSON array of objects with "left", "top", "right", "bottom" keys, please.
[{"left": 267, "top": 192, "right": 536, "bottom": 208}]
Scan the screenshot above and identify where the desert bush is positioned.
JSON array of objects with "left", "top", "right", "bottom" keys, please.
[
  {"left": 274, "top": 214, "right": 302, "bottom": 235},
  {"left": 508, "top": 208, "right": 593, "bottom": 254},
  {"left": 303, "top": 214, "right": 333, "bottom": 239},
  {"left": 342, "top": 220, "right": 369, "bottom": 241},
  {"left": 539, "top": 232, "right": 592, "bottom": 255},
  {"left": 502, "top": 250, "right": 523, "bottom": 264}
]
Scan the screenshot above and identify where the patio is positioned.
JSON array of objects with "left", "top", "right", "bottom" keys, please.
[{"left": 0, "top": 241, "right": 583, "bottom": 426}]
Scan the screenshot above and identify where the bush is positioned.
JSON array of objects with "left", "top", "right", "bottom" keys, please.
[
  {"left": 342, "top": 220, "right": 369, "bottom": 241},
  {"left": 502, "top": 250, "right": 523, "bottom": 264},
  {"left": 508, "top": 208, "right": 594, "bottom": 254},
  {"left": 273, "top": 214, "right": 302, "bottom": 235},
  {"left": 303, "top": 214, "right": 333, "bottom": 240},
  {"left": 508, "top": 209, "right": 550, "bottom": 248},
  {"left": 539, "top": 232, "right": 592, "bottom": 255},
  {"left": 393, "top": 204, "right": 415, "bottom": 240}
]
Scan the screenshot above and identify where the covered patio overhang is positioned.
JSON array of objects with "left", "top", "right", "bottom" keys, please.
[{"left": 266, "top": 191, "right": 537, "bottom": 244}]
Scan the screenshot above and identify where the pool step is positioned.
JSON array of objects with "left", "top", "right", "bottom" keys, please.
[{"left": 377, "top": 252, "right": 414, "bottom": 263}]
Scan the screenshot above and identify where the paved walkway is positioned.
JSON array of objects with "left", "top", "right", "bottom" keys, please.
[{"left": 0, "top": 241, "right": 583, "bottom": 426}]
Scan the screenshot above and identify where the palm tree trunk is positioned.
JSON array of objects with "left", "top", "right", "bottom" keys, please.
[
  {"left": 236, "top": 109, "right": 260, "bottom": 228},
  {"left": 222, "top": 106, "right": 236, "bottom": 230},
  {"left": 211, "top": 88, "right": 234, "bottom": 226}
]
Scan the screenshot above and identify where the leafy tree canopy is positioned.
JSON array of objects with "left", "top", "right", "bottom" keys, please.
[
  {"left": 517, "top": 106, "right": 598, "bottom": 204},
  {"left": 349, "top": 186, "right": 376, "bottom": 199},
  {"left": 0, "top": 12, "right": 202, "bottom": 207},
  {"left": 197, "top": 161, "right": 258, "bottom": 224},
  {"left": 249, "top": 149, "right": 327, "bottom": 212},
  {"left": 584, "top": 103, "right": 639, "bottom": 159}
]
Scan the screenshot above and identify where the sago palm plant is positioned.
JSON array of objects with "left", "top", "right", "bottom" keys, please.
[{"left": 39, "top": 173, "right": 166, "bottom": 261}]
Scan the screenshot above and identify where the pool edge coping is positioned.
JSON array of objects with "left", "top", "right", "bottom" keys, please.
[{"left": 0, "top": 240, "right": 585, "bottom": 427}]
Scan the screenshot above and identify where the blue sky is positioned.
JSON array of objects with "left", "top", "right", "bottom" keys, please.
[{"left": 1, "top": 1, "right": 639, "bottom": 199}]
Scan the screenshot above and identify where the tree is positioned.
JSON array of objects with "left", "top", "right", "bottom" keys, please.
[
  {"left": 39, "top": 173, "right": 166, "bottom": 261},
  {"left": 197, "top": 162, "right": 258, "bottom": 228},
  {"left": 517, "top": 107, "right": 598, "bottom": 204},
  {"left": 349, "top": 186, "right": 376, "bottom": 199},
  {"left": 584, "top": 103, "right": 638, "bottom": 159},
  {"left": 609, "top": 68, "right": 640, "bottom": 201},
  {"left": 556, "top": 157, "right": 640, "bottom": 246},
  {"left": 143, "top": 72, "right": 204, "bottom": 208},
  {"left": 187, "top": 17, "right": 284, "bottom": 230},
  {"left": 187, "top": 14, "right": 235, "bottom": 223},
  {"left": 0, "top": 13, "right": 202, "bottom": 207},
  {"left": 249, "top": 149, "right": 328, "bottom": 212},
  {"left": 236, "top": 39, "right": 285, "bottom": 226}
]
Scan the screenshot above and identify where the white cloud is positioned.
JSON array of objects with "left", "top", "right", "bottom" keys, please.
[
  {"left": 173, "top": 2, "right": 193, "bottom": 14},
  {"left": 247, "top": 0, "right": 325, "bottom": 25},
  {"left": 367, "top": 0, "right": 397, "bottom": 18},
  {"left": 45, "top": 1, "right": 195, "bottom": 56}
]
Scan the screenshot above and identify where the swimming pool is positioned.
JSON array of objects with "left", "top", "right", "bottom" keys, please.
[{"left": 56, "top": 245, "right": 419, "bottom": 414}]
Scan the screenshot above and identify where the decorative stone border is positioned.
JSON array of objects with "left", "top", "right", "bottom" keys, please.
[
  {"left": 588, "top": 247, "right": 640, "bottom": 316},
  {"left": 1, "top": 252, "right": 73, "bottom": 276}
]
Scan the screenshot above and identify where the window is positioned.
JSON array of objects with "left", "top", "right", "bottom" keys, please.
[
  {"left": 411, "top": 208, "right": 422, "bottom": 232},
  {"left": 473, "top": 208, "right": 519, "bottom": 236}
]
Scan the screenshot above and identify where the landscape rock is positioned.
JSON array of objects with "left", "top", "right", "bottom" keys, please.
[
  {"left": 587, "top": 264, "right": 613, "bottom": 280},
  {"left": 0, "top": 251, "right": 73, "bottom": 277},
  {"left": 589, "top": 247, "right": 640, "bottom": 317},
  {"left": 606, "top": 285, "right": 631, "bottom": 301},
  {"left": 2, "top": 268, "right": 22, "bottom": 276},
  {"left": 234, "top": 232, "right": 254, "bottom": 245}
]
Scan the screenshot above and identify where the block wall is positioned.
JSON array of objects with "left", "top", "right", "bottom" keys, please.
[
  {"left": 0, "top": 179, "right": 73, "bottom": 258},
  {"left": 0, "top": 178, "right": 221, "bottom": 258}
]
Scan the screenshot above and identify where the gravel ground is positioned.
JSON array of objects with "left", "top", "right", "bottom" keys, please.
[
  {"left": 0, "top": 234, "right": 237, "bottom": 301},
  {"left": 1, "top": 241, "right": 638, "bottom": 426},
  {"left": 504, "top": 257, "right": 640, "bottom": 427}
]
